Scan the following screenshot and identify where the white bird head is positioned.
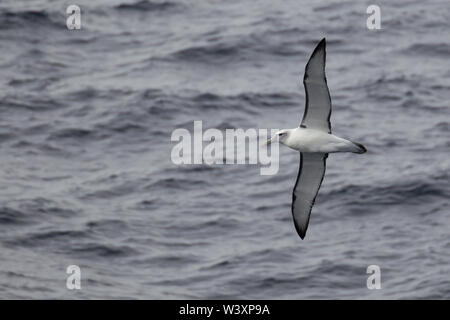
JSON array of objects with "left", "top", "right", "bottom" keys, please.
[{"left": 264, "top": 129, "right": 291, "bottom": 146}]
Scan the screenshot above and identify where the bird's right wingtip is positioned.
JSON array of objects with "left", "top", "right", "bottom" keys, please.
[{"left": 316, "top": 38, "right": 326, "bottom": 48}]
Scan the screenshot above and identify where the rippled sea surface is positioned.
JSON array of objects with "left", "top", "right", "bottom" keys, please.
[{"left": 0, "top": 0, "right": 449, "bottom": 299}]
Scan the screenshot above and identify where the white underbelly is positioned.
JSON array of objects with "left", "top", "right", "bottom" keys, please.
[{"left": 286, "top": 128, "right": 352, "bottom": 153}]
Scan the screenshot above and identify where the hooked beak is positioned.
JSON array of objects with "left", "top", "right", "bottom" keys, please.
[{"left": 263, "top": 138, "right": 272, "bottom": 146}]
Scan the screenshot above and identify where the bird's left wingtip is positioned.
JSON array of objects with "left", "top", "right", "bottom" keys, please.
[{"left": 294, "top": 223, "right": 307, "bottom": 240}]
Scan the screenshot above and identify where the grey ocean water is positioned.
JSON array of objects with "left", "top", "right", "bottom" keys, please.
[{"left": 0, "top": 0, "right": 449, "bottom": 299}]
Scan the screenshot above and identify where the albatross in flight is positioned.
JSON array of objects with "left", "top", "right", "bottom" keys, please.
[{"left": 264, "top": 38, "right": 367, "bottom": 239}]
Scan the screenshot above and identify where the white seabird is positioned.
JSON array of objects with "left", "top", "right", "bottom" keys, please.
[{"left": 265, "top": 38, "right": 367, "bottom": 239}]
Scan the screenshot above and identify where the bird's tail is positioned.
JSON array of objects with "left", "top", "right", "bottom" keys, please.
[{"left": 349, "top": 141, "right": 367, "bottom": 154}]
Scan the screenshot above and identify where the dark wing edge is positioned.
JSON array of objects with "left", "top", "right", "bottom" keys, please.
[
  {"left": 300, "top": 38, "right": 332, "bottom": 134},
  {"left": 291, "top": 152, "right": 328, "bottom": 239}
]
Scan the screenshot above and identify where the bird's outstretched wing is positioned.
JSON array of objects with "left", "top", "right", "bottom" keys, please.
[
  {"left": 292, "top": 152, "right": 327, "bottom": 239},
  {"left": 300, "top": 38, "right": 332, "bottom": 134}
]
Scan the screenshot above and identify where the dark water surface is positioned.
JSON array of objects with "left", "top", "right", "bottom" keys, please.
[{"left": 0, "top": 0, "right": 449, "bottom": 299}]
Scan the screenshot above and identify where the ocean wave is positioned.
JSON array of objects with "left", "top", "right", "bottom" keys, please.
[
  {"left": 136, "top": 253, "right": 201, "bottom": 267},
  {"left": 80, "top": 181, "right": 141, "bottom": 200},
  {"left": 0, "top": 198, "right": 79, "bottom": 228},
  {"left": 324, "top": 177, "right": 449, "bottom": 208},
  {"left": 95, "top": 90, "right": 297, "bottom": 136},
  {"left": 114, "top": 0, "right": 179, "bottom": 12},
  {"left": 432, "top": 122, "right": 449, "bottom": 132},
  {"left": 86, "top": 219, "right": 129, "bottom": 236},
  {"left": 48, "top": 128, "right": 93, "bottom": 140},
  {"left": 144, "top": 177, "right": 208, "bottom": 191},
  {"left": 169, "top": 43, "right": 241, "bottom": 63},
  {"left": 0, "top": 207, "right": 30, "bottom": 225},
  {"left": 401, "top": 43, "right": 450, "bottom": 57},
  {"left": 0, "top": 95, "right": 66, "bottom": 112},
  {"left": 71, "top": 243, "right": 138, "bottom": 258},
  {"left": 192, "top": 92, "right": 297, "bottom": 109},
  {"left": 166, "top": 31, "right": 307, "bottom": 64},
  {"left": 0, "top": 10, "right": 59, "bottom": 29},
  {"left": 11, "top": 230, "right": 89, "bottom": 247}
]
